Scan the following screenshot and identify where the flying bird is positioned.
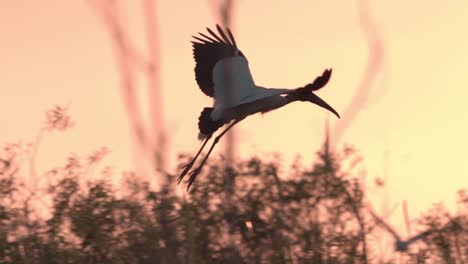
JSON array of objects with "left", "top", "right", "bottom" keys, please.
[{"left": 179, "top": 25, "right": 340, "bottom": 190}]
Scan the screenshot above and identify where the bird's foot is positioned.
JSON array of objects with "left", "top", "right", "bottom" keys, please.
[
  {"left": 186, "top": 167, "right": 203, "bottom": 191},
  {"left": 178, "top": 161, "right": 195, "bottom": 184}
]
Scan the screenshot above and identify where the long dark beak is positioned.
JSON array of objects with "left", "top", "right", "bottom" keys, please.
[{"left": 307, "top": 93, "right": 340, "bottom": 118}]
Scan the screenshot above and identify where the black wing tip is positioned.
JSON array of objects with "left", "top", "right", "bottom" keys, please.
[
  {"left": 191, "top": 25, "right": 242, "bottom": 97},
  {"left": 216, "top": 24, "right": 232, "bottom": 45},
  {"left": 196, "top": 32, "right": 218, "bottom": 43},
  {"left": 215, "top": 24, "right": 238, "bottom": 47},
  {"left": 193, "top": 25, "right": 238, "bottom": 48},
  {"left": 192, "top": 35, "right": 209, "bottom": 44},
  {"left": 226, "top": 28, "right": 237, "bottom": 48},
  {"left": 215, "top": 24, "right": 223, "bottom": 32},
  {"left": 206, "top": 27, "right": 226, "bottom": 44}
]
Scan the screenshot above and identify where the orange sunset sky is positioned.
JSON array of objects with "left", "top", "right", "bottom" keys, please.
[{"left": 1, "top": 1, "right": 467, "bottom": 232}]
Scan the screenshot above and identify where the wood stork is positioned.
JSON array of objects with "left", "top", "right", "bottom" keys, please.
[{"left": 179, "top": 25, "right": 340, "bottom": 190}]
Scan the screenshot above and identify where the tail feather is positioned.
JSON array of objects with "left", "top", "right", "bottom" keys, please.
[{"left": 198, "top": 107, "right": 225, "bottom": 139}]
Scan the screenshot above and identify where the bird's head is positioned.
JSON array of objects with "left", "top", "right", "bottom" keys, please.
[
  {"left": 293, "top": 68, "right": 340, "bottom": 118},
  {"left": 300, "top": 92, "right": 340, "bottom": 119}
]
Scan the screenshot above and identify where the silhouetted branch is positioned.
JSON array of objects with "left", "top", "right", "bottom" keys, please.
[
  {"left": 88, "top": 0, "right": 150, "bottom": 148},
  {"left": 332, "top": 0, "right": 384, "bottom": 144},
  {"left": 142, "top": 0, "right": 167, "bottom": 173},
  {"left": 402, "top": 200, "right": 412, "bottom": 237},
  {"left": 87, "top": 1, "right": 166, "bottom": 178},
  {"left": 369, "top": 206, "right": 433, "bottom": 252}
]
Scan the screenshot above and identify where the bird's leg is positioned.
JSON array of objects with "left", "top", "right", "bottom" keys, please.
[
  {"left": 178, "top": 134, "right": 213, "bottom": 183},
  {"left": 186, "top": 118, "right": 243, "bottom": 190}
]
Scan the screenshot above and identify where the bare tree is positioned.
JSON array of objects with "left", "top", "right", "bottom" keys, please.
[
  {"left": 142, "top": 0, "right": 167, "bottom": 173},
  {"left": 209, "top": 0, "right": 237, "bottom": 164},
  {"left": 369, "top": 203, "right": 434, "bottom": 255},
  {"left": 87, "top": 0, "right": 167, "bottom": 183},
  {"left": 209, "top": 1, "right": 239, "bottom": 262},
  {"left": 331, "top": 0, "right": 385, "bottom": 145}
]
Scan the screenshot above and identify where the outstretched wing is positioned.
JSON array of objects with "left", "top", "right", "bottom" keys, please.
[{"left": 191, "top": 25, "right": 246, "bottom": 97}]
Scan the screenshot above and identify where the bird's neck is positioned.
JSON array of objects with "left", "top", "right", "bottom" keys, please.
[{"left": 284, "top": 87, "right": 305, "bottom": 102}]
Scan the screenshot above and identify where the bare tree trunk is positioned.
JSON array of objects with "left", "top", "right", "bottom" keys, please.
[
  {"left": 142, "top": 0, "right": 167, "bottom": 175},
  {"left": 216, "top": 0, "right": 237, "bottom": 165},
  {"left": 87, "top": 1, "right": 166, "bottom": 184},
  {"left": 211, "top": 0, "right": 239, "bottom": 262},
  {"left": 91, "top": 1, "right": 150, "bottom": 177},
  {"left": 331, "top": 0, "right": 384, "bottom": 146},
  {"left": 219, "top": 0, "right": 236, "bottom": 186}
]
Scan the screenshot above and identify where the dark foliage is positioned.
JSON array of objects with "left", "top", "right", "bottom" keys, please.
[{"left": 0, "top": 142, "right": 466, "bottom": 264}]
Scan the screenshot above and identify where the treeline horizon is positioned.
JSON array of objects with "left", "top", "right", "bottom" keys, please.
[{"left": 1, "top": 117, "right": 466, "bottom": 263}]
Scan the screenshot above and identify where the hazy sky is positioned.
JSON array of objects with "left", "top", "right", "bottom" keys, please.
[{"left": 1, "top": 1, "right": 467, "bottom": 231}]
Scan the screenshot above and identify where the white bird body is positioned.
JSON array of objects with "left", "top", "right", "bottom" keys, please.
[
  {"left": 179, "top": 25, "right": 340, "bottom": 190},
  {"left": 211, "top": 56, "right": 291, "bottom": 120}
]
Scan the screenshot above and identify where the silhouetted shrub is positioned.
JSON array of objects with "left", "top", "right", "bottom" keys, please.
[{"left": 0, "top": 109, "right": 466, "bottom": 263}]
